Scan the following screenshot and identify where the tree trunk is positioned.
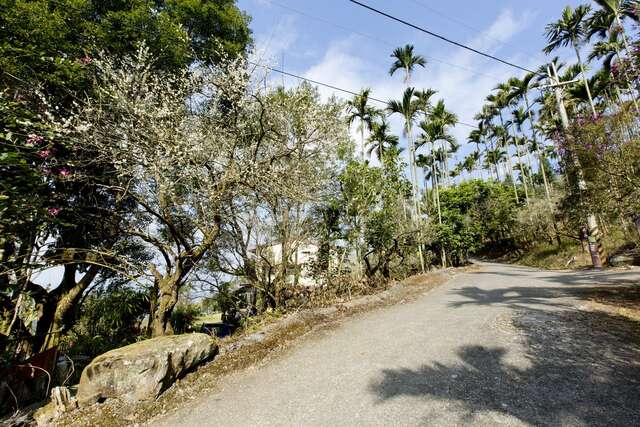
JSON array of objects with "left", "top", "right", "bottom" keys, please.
[
  {"left": 32, "top": 265, "right": 100, "bottom": 352},
  {"left": 151, "top": 271, "right": 181, "bottom": 337},
  {"left": 512, "top": 133, "right": 529, "bottom": 204},
  {"left": 277, "top": 204, "right": 291, "bottom": 306},
  {"left": 549, "top": 62, "right": 604, "bottom": 268},
  {"left": 525, "top": 93, "right": 552, "bottom": 202},
  {"left": 149, "top": 222, "right": 221, "bottom": 336},
  {"left": 573, "top": 44, "right": 597, "bottom": 116},
  {"left": 50, "top": 266, "right": 100, "bottom": 338},
  {"left": 407, "top": 124, "right": 425, "bottom": 273},
  {"left": 499, "top": 113, "right": 519, "bottom": 203}
]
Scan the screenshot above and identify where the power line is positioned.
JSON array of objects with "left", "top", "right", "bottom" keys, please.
[
  {"left": 248, "top": 61, "right": 477, "bottom": 129},
  {"left": 408, "top": 0, "right": 491, "bottom": 37},
  {"left": 407, "top": 0, "right": 513, "bottom": 49},
  {"left": 267, "top": 0, "right": 503, "bottom": 81},
  {"left": 348, "top": 0, "right": 540, "bottom": 75}
]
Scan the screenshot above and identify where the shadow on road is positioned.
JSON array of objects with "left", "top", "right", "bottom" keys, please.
[
  {"left": 447, "top": 284, "right": 615, "bottom": 311},
  {"left": 448, "top": 266, "right": 640, "bottom": 311},
  {"left": 468, "top": 266, "right": 640, "bottom": 287},
  {"left": 369, "top": 306, "right": 640, "bottom": 425}
]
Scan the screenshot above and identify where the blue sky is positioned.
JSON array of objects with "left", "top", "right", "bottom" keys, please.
[{"left": 238, "top": 0, "right": 586, "bottom": 154}]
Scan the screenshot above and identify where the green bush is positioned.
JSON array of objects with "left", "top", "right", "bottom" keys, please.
[
  {"left": 60, "top": 286, "right": 148, "bottom": 359},
  {"left": 171, "top": 304, "right": 202, "bottom": 334}
]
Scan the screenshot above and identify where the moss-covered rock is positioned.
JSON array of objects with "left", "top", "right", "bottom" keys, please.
[{"left": 77, "top": 333, "right": 217, "bottom": 406}]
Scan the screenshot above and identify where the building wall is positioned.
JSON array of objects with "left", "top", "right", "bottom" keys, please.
[{"left": 260, "top": 242, "right": 319, "bottom": 287}]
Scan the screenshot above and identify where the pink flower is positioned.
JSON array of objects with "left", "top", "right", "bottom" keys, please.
[
  {"left": 611, "top": 63, "right": 619, "bottom": 77},
  {"left": 79, "top": 56, "right": 93, "bottom": 65},
  {"left": 59, "top": 168, "right": 71, "bottom": 177},
  {"left": 37, "top": 149, "right": 52, "bottom": 159},
  {"left": 47, "top": 207, "right": 61, "bottom": 216},
  {"left": 26, "top": 134, "right": 44, "bottom": 146}
]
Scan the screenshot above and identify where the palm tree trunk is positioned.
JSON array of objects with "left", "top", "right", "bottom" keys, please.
[
  {"left": 573, "top": 43, "right": 597, "bottom": 116},
  {"left": 432, "top": 166, "right": 446, "bottom": 268},
  {"left": 360, "top": 122, "right": 365, "bottom": 160},
  {"left": 505, "top": 150, "right": 519, "bottom": 203},
  {"left": 499, "top": 113, "right": 519, "bottom": 203},
  {"left": 476, "top": 142, "right": 485, "bottom": 181},
  {"left": 524, "top": 94, "right": 552, "bottom": 201},
  {"left": 407, "top": 124, "right": 425, "bottom": 272},
  {"left": 549, "top": 61, "right": 604, "bottom": 268},
  {"left": 616, "top": 13, "right": 636, "bottom": 64},
  {"left": 614, "top": 13, "right": 640, "bottom": 108},
  {"left": 511, "top": 132, "right": 530, "bottom": 204},
  {"left": 524, "top": 145, "right": 535, "bottom": 191},
  {"left": 516, "top": 142, "right": 530, "bottom": 203}
]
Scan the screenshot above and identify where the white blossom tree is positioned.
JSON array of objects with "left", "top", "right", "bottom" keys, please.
[{"left": 73, "top": 48, "right": 347, "bottom": 335}]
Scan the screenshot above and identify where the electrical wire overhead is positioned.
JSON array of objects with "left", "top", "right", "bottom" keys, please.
[
  {"left": 266, "top": 0, "right": 503, "bottom": 81},
  {"left": 407, "top": 0, "right": 516, "bottom": 49},
  {"left": 248, "top": 61, "right": 477, "bottom": 129},
  {"left": 348, "top": 0, "right": 540, "bottom": 75}
]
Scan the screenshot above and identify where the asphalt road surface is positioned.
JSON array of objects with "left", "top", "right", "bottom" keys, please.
[{"left": 155, "top": 262, "right": 640, "bottom": 427}]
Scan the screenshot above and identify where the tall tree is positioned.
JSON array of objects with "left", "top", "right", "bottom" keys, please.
[
  {"left": 587, "top": 3, "right": 640, "bottom": 111},
  {"left": 507, "top": 74, "right": 552, "bottom": 200},
  {"left": 347, "top": 88, "right": 379, "bottom": 159},
  {"left": 508, "top": 107, "right": 534, "bottom": 200},
  {"left": 416, "top": 103, "right": 457, "bottom": 269},
  {"left": 389, "top": 44, "right": 427, "bottom": 85},
  {"left": 589, "top": 0, "right": 639, "bottom": 55},
  {"left": 486, "top": 91, "right": 521, "bottom": 204},
  {"left": 467, "top": 126, "right": 486, "bottom": 181},
  {"left": 0, "top": 0, "right": 253, "bottom": 354},
  {"left": 388, "top": 88, "right": 426, "bottom": 271},
  {"left": 425, "top": 100, "right": 459, "bottom": 188},
  {"left": 389, "top": 45, "right": 429, "bottom": 227},
  {"left": 367, "top": 118, "right": 400, "bottom": 161},
  {"left": 73, "top": 52, "right": 347, "bottom": 336},
  {"left": 544, "top": 4, "right": 598, "bottom": 116}
]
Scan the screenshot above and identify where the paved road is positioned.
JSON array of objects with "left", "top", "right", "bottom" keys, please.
[{"left": 156, "top": 263, "right": 640, "bottom": 427}]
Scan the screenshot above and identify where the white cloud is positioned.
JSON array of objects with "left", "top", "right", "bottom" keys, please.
[
  {"left": 303, "top": 37, "right": 370, "bottom": 99},
  {"left": 298, "top": 8, "right": 545, "bottom": 169},
  {"left": 251, "top": 15, "right": 299, "bottom": 65},
  {"left": 303, "top": 36, "right": 379, "bottom": 155},
  {"left": 470, "top": 9, "right": 536, "bottom": 52}
]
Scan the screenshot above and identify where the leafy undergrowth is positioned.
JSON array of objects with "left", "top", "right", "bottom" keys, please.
[
  {"left": 514, "top": 241, "right": 594, "bottom": 270},
  {"left": 513, "top": 234, "right": 636, "bottom": 270},
  {"left": 57, "top": 267, "right": 473, "bottom": 427}
]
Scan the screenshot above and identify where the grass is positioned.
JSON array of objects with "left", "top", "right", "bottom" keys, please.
[
  {"left": 516, "top": 241, "right": 594, "bottom": 270},
  {"left": 194, "top": 313, "right": 222, "bottom": 326},
  {"left": 515, "top": 231, "right": 635, "bottom": 270}
]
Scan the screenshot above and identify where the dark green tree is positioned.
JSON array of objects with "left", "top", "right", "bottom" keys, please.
[{"left": 0, "top": 0, "right": 252, "bottom": 355}]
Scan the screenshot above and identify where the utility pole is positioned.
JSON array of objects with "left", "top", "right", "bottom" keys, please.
[{"left": 545, "top": 62, "right": 603, "bottom": 269}]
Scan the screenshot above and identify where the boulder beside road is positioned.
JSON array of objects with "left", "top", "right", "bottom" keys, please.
[
  {"left": 77, "top": 333, "right": 217, "bottom": 406},
  {"left": 608, "top": 250, "right": 640, "bottom": 267}
]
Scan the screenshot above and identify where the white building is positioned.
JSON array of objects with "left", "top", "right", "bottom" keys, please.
[{"left": 249, "top": 241, "right": 320, "bottom": 287}]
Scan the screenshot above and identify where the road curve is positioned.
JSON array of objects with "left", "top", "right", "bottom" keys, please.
[{"left": 155, "top": 262, "right": 640, "bottom": 427}]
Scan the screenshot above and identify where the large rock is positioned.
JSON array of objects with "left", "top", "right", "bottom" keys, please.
[
  {"left": 77, "top": 333, "right": 217, "bottom": 406},
  {"left": 608, "top": 250, "right": 640, "bottom": 267},
  {"left": 34, "top": 386, "right": 77, "bottom": 426}
]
